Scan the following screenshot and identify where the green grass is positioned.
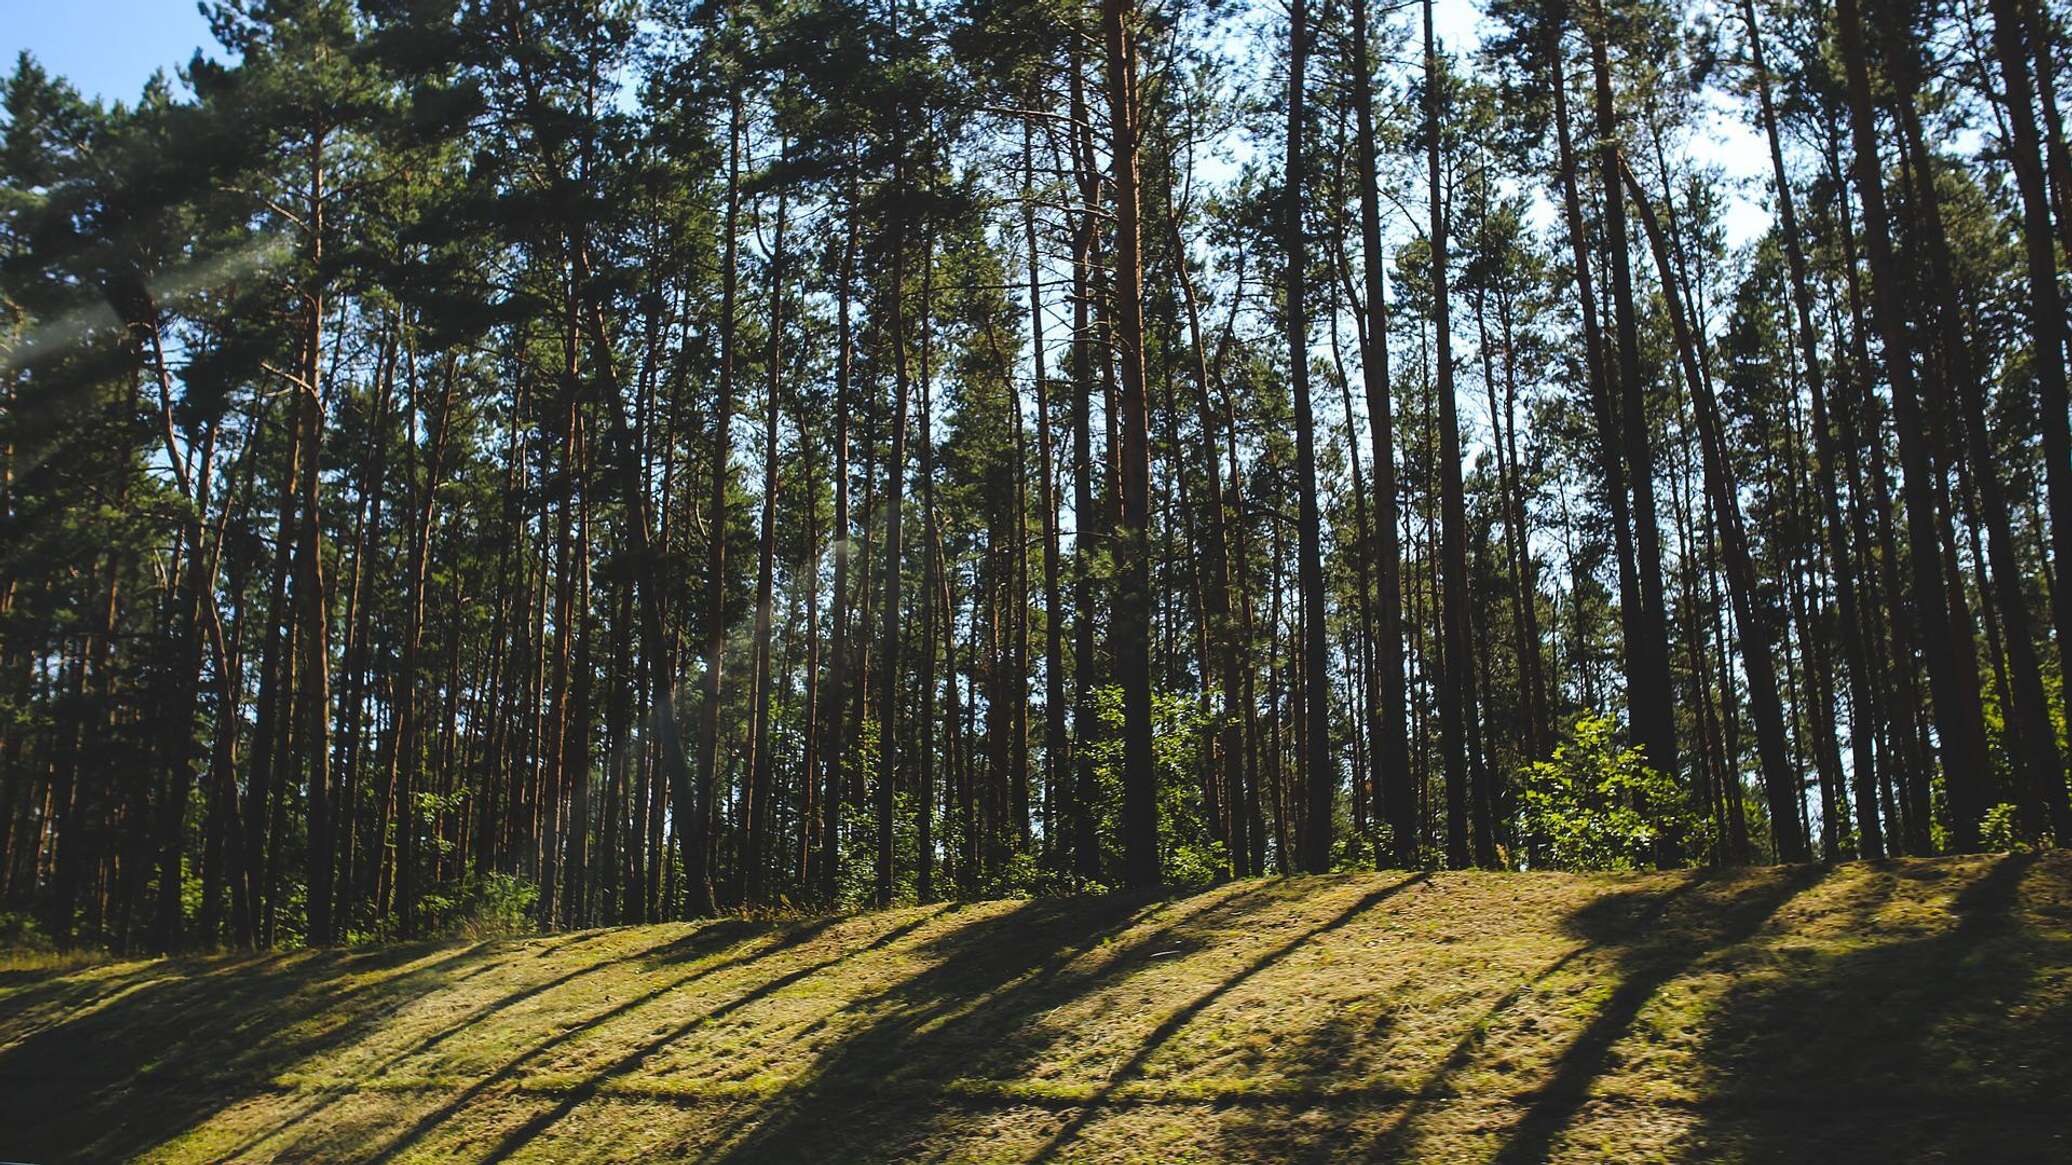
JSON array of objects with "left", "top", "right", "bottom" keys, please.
[{"left": 3, "top": 854, "right": 2069, "bottom": 1162}]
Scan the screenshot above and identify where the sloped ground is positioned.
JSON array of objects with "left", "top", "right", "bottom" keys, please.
[{"left": 2, "top": 853, "right": 2068, "bottom": 1163}]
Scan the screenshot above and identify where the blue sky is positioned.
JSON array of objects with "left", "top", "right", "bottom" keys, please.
[{"left": 2, "top": 0, "right": 216, "bottom": 104}]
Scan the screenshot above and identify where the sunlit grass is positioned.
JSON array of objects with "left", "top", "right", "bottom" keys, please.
[{"left": 2, "top": 853, "right": 2067, "bottom": 1163}]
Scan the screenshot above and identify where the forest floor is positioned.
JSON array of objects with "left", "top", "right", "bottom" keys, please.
[{"left": 2, "top": 853, "right": 2069, "bottom": 1163}]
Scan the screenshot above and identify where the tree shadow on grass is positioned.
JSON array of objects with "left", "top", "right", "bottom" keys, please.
[
  {"left": 1206, "top": 866, "right": 1831, "bottom": 1164},
  {"left": 208, "top": 920, "right": 777, "bottom": 1162},
  {"left": 1220, "top": 856, "right": 2071, "bottom": 1165},
  {"left": 2, "top": 883, "right": 1415, "bottom": 1162},
  {"left": 1209, "top": 873, "right": 1709, "bottom": 1165},
  {"left": 678, "top": 878, "right": 1420, "bottom": 1164},
  {"left": 16, "top": 859, "right": 2061, "bottom": 1164},
  {"left": 366, "top": 921, "right": 766, "bottom": 1077},
  {"left": 428, "top": 908, "right": 957, "bottom": 1164},
  {"left": 647, "top": 890, "right": 1195, "bottom": 1164},
  {"left": 1478, "top": 863, "right": 1832, "bottom": 1165},
  {"left": 1019, "top": 874, "right": 1432, "bottom": 1163},
  {"left": 1680, "top": 852, "right": 2072, "bottom": 1163},
  {"left": 0, "top": 923, "right": 785, "bottom": 1161},
  {"left": 0, "top": 935, "right": 514, "bottom": 1160},
  {"left": 608, "top": 887, "right": 1226, "bottom": 1163},
  {"left": 0, "top": 957, "right": 190, "bottom": 1041}
]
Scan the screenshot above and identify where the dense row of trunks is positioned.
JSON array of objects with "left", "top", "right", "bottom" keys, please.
[{"left": 1, "top": 0, "right": 2069, "bottom": 952}]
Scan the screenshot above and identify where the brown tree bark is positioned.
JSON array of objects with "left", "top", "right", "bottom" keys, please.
[
  {"left": 1587, "top": 0, "right": 1679, "bottom": 798},
  {"left": 1287, "top": 0, "right": 1336, "bottom": 873},
  {"left": 745, "top": 173, "right": 788, "bottom": 907},
  {"left": 1736, "top": 0, "right": 1884, "bottom": 857},
  {"left": 1351, "top": 0, "right": 1414, "bottom": 868},
  {"left": 1104, "top": 0, "right": 1161, "bottom": 888},
  {"left": 1986, "top": 0, "right": 2072, "bottom": 841},
  {"left": 1624, "top": 162, "right": 1810, "bottom": 863},
  {"left": 1834, "top": 0, "right": 1992, "bottom": 849}
]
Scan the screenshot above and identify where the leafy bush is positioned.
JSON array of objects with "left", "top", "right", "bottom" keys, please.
[
  {"left": 1520, "top": 714, "right": 1695, "bottom": 871},
  {"left": 1980, "top": 802, "right": 2031, "bottom": 854},
  {"left": 982, "top": 850, "right": 1084, "bottom": 900},
  {"left": 0, "top": 911, "right": 52, "bottom": 953},
  {"left": 1080, "top": 684, "right": 1222, "bottom": 888},
  {"left": 420, "top": 873, "right": 541, "bottom": 940}
]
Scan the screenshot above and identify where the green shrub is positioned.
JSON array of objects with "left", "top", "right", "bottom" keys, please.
[
  {"left": 1521, "top": 714, "right": 1695, "bottom": 871},
  {"left": 1979, "top": 802, "right": 2031, "bottom": 854},
  {"left": 0, "top": 911, "right": 52, "bottom": 952},
  {"left": 420, "top": 873, "right": 541, "bottom": 941}
]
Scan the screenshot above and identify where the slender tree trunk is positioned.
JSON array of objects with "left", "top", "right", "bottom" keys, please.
[
  {"left": 1025, "top": 122, "right": 1070, "bottom": 876},
  {"left": 1737, "top": 0, "right": 1885, "bottom": 856},
  {"left": 1588, "top": 1, "right": 1679, "bottom": 795},
  {"left": 1425, "top": 0, "right": 1480, "bottom": 869},
  {"left": 1493, "top": 277, "right": 1550, "bottom": 761},
  {"left": 1986, "top": 0, "right": 2072, "bottom": 841},
  {"left": 819, "top": 188, "right": 859, "bottom": 904},
  {"left": 1625, "top": 164, "right": 1810, "bottom": 862},
  {"left": 746, "top": 172, "right": 788, "bottom": 907},
  {"left": 1834, "top": 0, "right": 1993, "bottom": 849},
  {"left": 877, "top": 147, "right": 914, "bottom": 908},
  {"left": 1068, "top": 50, "right": 1104, "bottom": 884},
  {"left": 916, "top": 233, "right": 939, "bottom": 902},
  {"left": 1103, "top": 0, "right": 1160, "bottom": 888},
  {"left": 297, "top": 132, "right": 335, "bottom": 946},
  {"left": 690, "top": 93, "right": 744, "bottom": 914},
  {"left": 1549, "top": 9, "right": 1644, "bottom": 785},
  {"left": 150, "top": 396, "right": 222, "bottom": 953},
  {"left": 794, "top": 289, "right": 823, "bottom": 895},
  {"left": 1351, "top": 0, "right": 1413, "bottom": 868},
  {"left": 1284, "top": 0, "right": 1335, "bottom": 874}
]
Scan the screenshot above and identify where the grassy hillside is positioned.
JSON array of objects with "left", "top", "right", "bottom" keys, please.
[{"left": 2, "top": 854, "right": 2068, "bottom": 1163}]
